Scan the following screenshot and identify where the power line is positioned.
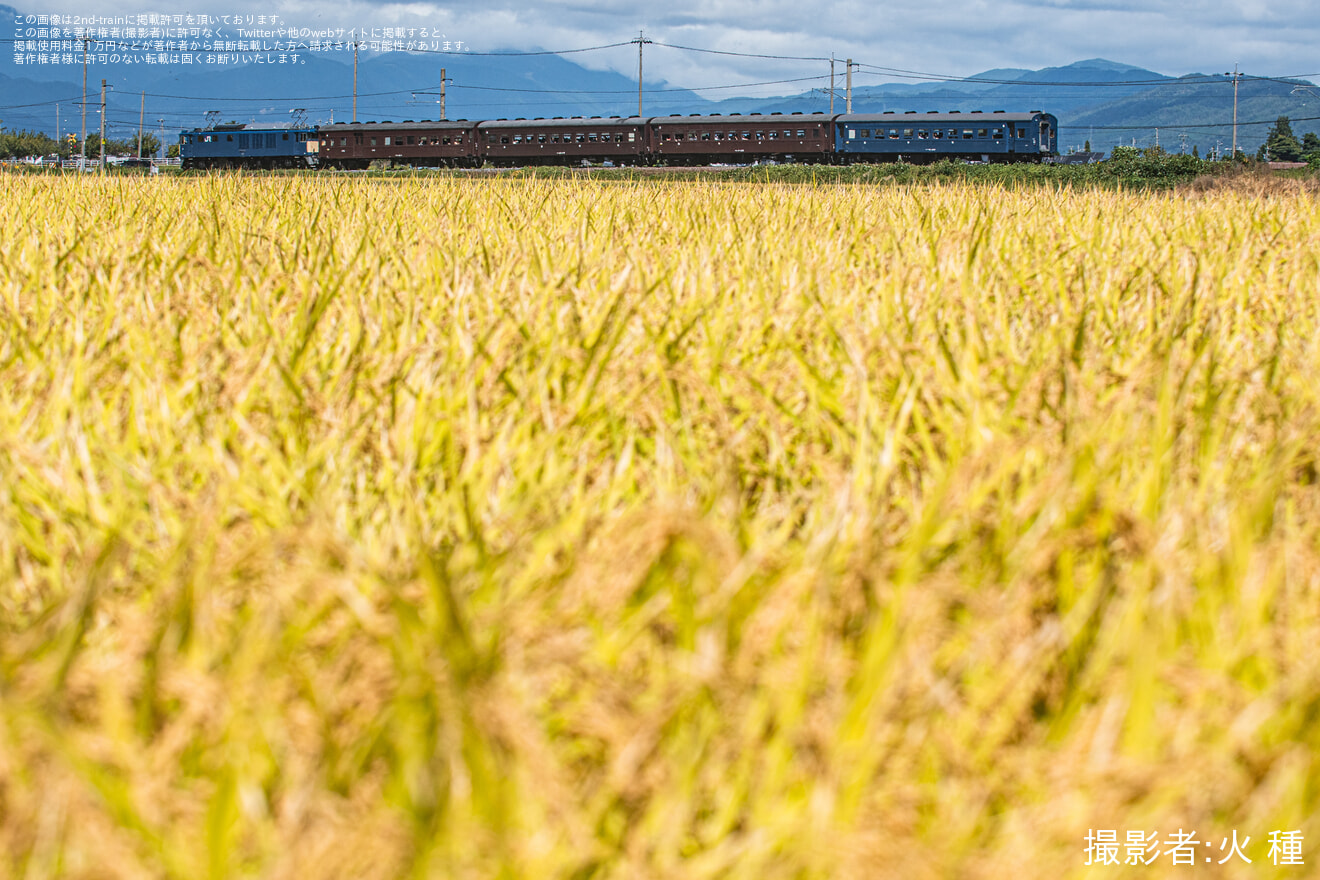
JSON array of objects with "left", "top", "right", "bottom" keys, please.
[{"left": 648, "top": 41, "right": 829, "bottom": 63}]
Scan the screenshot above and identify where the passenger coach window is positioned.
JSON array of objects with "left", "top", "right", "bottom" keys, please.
[
  {"left": 859, "top": 129, "right": 869, "bottom": 137},
  {"left": 902, "top": 128, "right": 913, "bottom": 137},
  {"left": 992, "top": 129, "right": 1004, "bottom": 139},
  {"left": 977, "top": 128, "right": 988, "bottom": 138},
  {"left": 1017, "top": 128, "right": 1026, "bottom": 138},
  {"left": 797, "top": 130, "right": 806, "bottom": 137},
  {"left": 962, "top": 130, "right": 973, "bottom": 139},
  {"left": 888, "top": 129, "right": 898, "bottom": 139},
  {"left": 918, "top": 130, "right": 928, "bottom": 139},
  {"left": 933, "top": 130, "right": 943, "bottom": 139}
]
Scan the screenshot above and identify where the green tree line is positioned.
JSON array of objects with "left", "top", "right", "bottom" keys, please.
[
  {"left": 1257, "top": 116, "right": 1320, "bottom": 162},
  {"left": 0, "top": 129, "right": 164, "bottom": 160}
]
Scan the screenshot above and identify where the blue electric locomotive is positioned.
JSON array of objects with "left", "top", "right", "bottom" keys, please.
[
  {"left": 835, "top": 111, "right": 1057, "bottom": 163},
  {"left": 179, "top": 123, "right": 319, "bottom": 169}
]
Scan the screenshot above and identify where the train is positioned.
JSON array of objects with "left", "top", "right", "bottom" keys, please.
[{"left": 179, "top": 110, "right": 1058, "bottom": 170}]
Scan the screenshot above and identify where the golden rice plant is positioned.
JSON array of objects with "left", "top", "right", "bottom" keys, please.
[{"left": 1, "top": 173, "right": 1319, "bottom": 879}]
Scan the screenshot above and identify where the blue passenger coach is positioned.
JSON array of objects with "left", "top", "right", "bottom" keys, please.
[
  {"left": 180, "top": 123, "right": 319, "bottom": 169},
  {"left": 834, "top": 111, "right": 1057, "bottom": 163}
]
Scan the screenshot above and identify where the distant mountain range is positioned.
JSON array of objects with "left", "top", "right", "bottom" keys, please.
[{"left": 3, "top": 4, "right": 1315, "bottom": 157}]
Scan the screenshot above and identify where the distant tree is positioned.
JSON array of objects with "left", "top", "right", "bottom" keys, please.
[
  {"left": 1263, "top": 116, "right": 1303, "bottom": 162},
  {"left": 127, "top": 132, "right": 161, "bottom": 157},
  {"left": 167, "top": 143, "right": 180, "bottom": 159},
  {"left": 1303, "top": 131, "right": 1320, "bottom": 160},
  {"left": 1191, "top": 144, "right": 1199, "bottom": 159},
  {"left": 0, "top": 128, "right": 64, "bottom": 159},
  {"left": 1084, "top": 139, "right": 1091, "bottom": 152}
]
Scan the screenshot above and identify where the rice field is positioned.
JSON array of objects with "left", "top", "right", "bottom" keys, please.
[{"left": 2, "top": 174, "right": 1320, "bottom": 879}]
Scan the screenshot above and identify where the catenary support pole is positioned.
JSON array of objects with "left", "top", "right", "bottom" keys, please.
[{"left": 99, "top": 78, "right": 106, "bottom": 174}]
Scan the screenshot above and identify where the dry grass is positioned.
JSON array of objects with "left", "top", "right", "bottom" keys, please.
[{"left": 2, "top": 174, "right": 1320, "bottom": 879}]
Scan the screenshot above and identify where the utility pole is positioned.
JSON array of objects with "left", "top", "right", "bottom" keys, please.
[
  {"left": 99, "top": 78, "right": 106, "bottom": 173},
  {"left": 158, "top": 118, "right": 164, "bottom": 160},
  {"left": 440, "top": 67, "right": 447, "bottom": 120},
  {"left": 138, "top": 90, "right": 145, "bottom": 158},
  {"left": 846, "top": 58, "right": 853, "bottom": 113},
  {"left": 353, "top": 39, "right": 359, "bottom": 122},
  {"left": 81, "top": 33, "right": 88, "bottom": 171},
  {"left": 635, "top": 31, "right": 651, "bottom": 117},
  {"left": 1231, "top": 65, "right": 1240, "bottom": 158},
  {"left": 830, "top": 54, "right": 835, "bottom": 114}
]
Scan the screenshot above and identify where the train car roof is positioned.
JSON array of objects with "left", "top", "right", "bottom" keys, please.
[
  {"left": 648, "top": 112, "right": 835, "bottom": 125},
  {"left": 321, "top": 120, "right": 477, "bottom": 131},
  {"left": 194, "top": 122, "right": 316, "bottom": 132},
  {"left": 478, "top": 116, "right": 647, "bottom": 129},
  {"left": 838, "top": 111, "right": 1054, "bottom": 123}
]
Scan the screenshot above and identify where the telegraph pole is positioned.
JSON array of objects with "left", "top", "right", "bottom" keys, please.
[
  {"left": 158, "top": 118, "right": 164, "bottom": 160},
  {"left": 80, "top": 33, "right": 88, "bottom": 171},
  {"left": 353, "top": 39, "right": 359, "bottom": 122},
  {"left": 99, "top": 78, "right": 106, "bottom": 173},
  {"left": 830, "top": 54, "right": 835, "bottom": 114},
  {"left": 634, "top": 30, "right": 650, "bottom": 117},
  {"left": 138, "top": 90, "right": 145, "bottom": 158},
  {"left": 440, "top": 67, "right": 447, "bottom": 120},
  {"left": 846, "top": 58, "right": 854, "bottom": 113},
  {"left": 1231, "top": 65, "right": 1240, "bottom": 158}
]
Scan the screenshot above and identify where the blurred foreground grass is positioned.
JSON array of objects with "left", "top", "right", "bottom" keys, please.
[{"left": 2, "top": 175, "right": 1320, "bottom": 878}]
